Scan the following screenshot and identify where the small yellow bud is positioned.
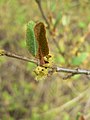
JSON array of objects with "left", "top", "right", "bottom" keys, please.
[
  {"left": 34, "top": 66, "right": 48, "bottom": 81},
  {"left": 34, "top": 54, "right": 54, "bottom": 81},
  {"left": 0, "top": 49, "right": 5, "bottom": 56},
  {"left": 44, "top": 54, "right": 54, "bottom": 67}
]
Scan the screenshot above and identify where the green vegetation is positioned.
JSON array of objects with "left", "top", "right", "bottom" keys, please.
[{"left": 0, "top": 0, "right": 90, "bottom": 120}]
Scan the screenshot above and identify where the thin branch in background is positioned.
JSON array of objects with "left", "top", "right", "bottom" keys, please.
[
  {"left": 63, "top": 73, "right": 76, "bottom": 80},
  {"left": 42, "top": 88, "right": 89, "bottom": 115},
  {"left": 35, "top": 0, "right": 50, "bottom": 28},
  {"left": 52, "top": 37, "right": 64, "bottom": 56}
]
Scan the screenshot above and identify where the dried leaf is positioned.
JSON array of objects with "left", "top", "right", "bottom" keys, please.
[
  {"left": 79, "top": 115, "right": 85, "bottom": 120},
  {"left": 34, "top": 22, "right": 49, "bottom": 65},
  {"left": 34, "top": 22, "right": 49, "bottom": 57}
]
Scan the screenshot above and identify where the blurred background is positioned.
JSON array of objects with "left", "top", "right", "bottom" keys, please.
[{"left": 0, "top": 0, "right": 90, "bottom": 120}]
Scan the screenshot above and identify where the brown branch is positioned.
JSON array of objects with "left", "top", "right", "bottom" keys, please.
[
  {"left": 0, "top": 50, "right": 90, "bottom": 77},
  {"left": 56, "top": 67, "right": 90, "bottom": 75},
  {"left": 35, "top": 0, "right": 50, "bottom": 28},
  {"left": 0, "top": 50, "right": 38, "bottom": 64}
]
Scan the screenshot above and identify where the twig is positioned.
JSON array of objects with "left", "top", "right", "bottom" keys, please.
[
  {"left": 56, "top": 67, "right": 90, "bottom": 75},
  {"left": 0, "top": 50, "right": 90, "bottom": 77},
  {"left": 0, "top": 50, "right": 38, "bottom": 64},
  {"left": 35, "top": 0, "right": 50, "bottom": 28}
]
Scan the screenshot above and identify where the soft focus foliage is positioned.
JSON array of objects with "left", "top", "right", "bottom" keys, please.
[{"left": 0, "top": 0, "right": 90, "bottom": 120}]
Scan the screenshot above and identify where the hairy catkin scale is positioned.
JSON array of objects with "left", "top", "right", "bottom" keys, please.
[{"left": 26, "top": 21, "right": 38, "bottom": 57}]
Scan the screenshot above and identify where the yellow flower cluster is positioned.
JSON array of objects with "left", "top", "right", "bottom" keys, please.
[
  {"left": 34, "top": 54, "right": 54, "bottom": 81},
  {"left": 0, "top": 49, "right": 5, "bottom": 56}
]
